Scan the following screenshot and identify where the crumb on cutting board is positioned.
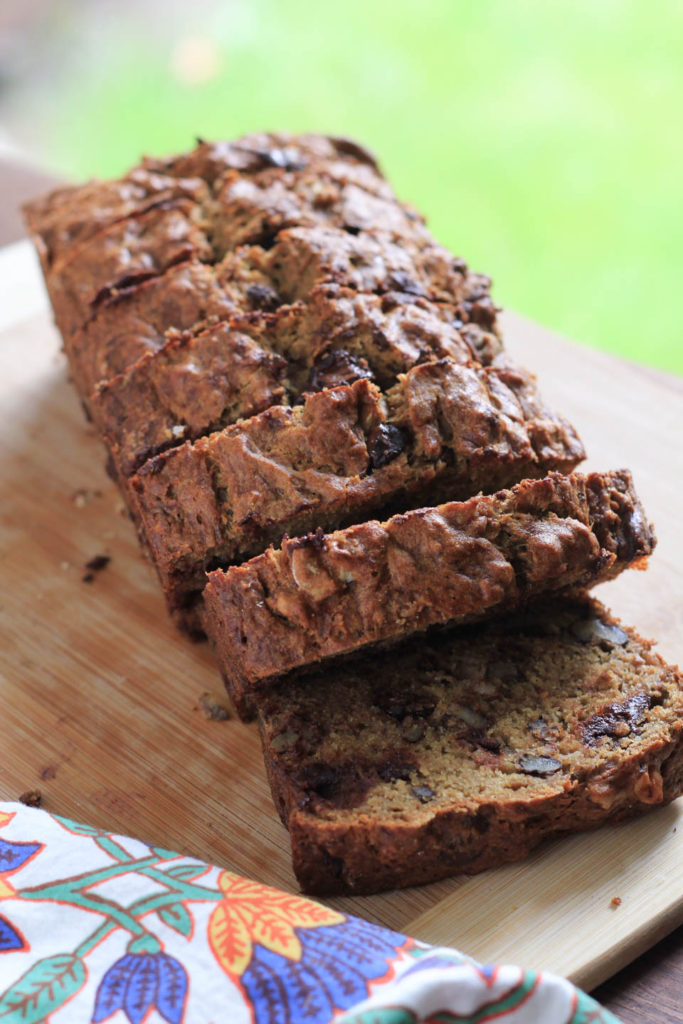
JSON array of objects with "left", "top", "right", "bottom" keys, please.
[
  {"left": 19, "top": 790, "right": 43, "bottom": 808},
  {"left": 82, "top": 553, "right": 111, "bottom": 583},
  {"left": 198, "top": 692, "right": 232, "bottom": 721},
  {"left": 72, "top": 487, "right": 102, "bottom": 508}
]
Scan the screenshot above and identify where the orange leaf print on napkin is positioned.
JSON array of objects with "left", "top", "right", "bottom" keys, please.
[{"left": 208, "top": 870, "right": 343, "bottom": 978}]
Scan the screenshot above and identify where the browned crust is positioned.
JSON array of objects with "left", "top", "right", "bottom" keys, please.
[
  {"left": 140, "top": 132, "right": 385, "bottom": 183},
  {"left": 43, "top": 201, "right": 214, "bottom": 342},
  {"left": 22, "top": 168, "right": 209, "bottom": 272},
  {"left": 287, "top": 739, "right": 683, "bottom": 894},
  {"left": 203, "top": 470, "right": 654, "bottom": 714},
  {"left": 90, "top": 278, "right": 504, "bottom": 480},
  {"left": 24, "top": 133, "right": 505, "bottom": 435}
]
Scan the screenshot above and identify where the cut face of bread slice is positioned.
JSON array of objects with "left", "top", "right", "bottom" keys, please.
[
  {"left": 203, "top": 470, "right": 655, "bottom": 717},
  {"left": 256, "top": 593, "right": 682, "bottom": 895}
]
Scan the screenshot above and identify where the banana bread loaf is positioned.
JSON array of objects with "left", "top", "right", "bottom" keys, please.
[
  {"left": 257, "top": 593, "right": 682, "bottom": 894},
  {"left": 203, "top": 470, "right": 654, "bottom": 717}
]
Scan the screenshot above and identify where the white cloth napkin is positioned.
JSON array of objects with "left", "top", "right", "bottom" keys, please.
[{"left": 0, "top": 803, "right": 619, "bottom": 1023}]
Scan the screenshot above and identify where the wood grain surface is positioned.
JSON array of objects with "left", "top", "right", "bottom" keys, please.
[{"left": 0, "top": 239, "right": 681, "bottom": 999}]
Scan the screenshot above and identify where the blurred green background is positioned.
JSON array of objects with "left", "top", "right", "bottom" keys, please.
[{"left": 2, "top": 0, "right": 682, "bottom": 372}]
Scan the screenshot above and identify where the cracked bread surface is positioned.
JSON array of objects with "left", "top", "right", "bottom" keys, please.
[
  {"left": 203, "top": 470, "right": 655, "bottom": 716},
  {"left": 91, "top": 278, "right": 502, "bottom": 480},
  {"left": 130, "top": 360, "right": 584, "bottom": 624},
  {"left": 256, "top": 593, "right": 682, "bottom": 895},
  {"left": 25, "top": 133, "right": 488, "bottom": 406}
]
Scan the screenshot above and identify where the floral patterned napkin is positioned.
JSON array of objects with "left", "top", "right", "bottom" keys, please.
[{"left": 0, "top": 803, "right": 619, "bottom": 1023}]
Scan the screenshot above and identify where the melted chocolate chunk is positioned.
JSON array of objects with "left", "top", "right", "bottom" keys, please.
[
  {"left": 247, "top": 146, "right": 307, "bottom": 172},
  {"left": 368, "top": 423, "right": 406, "bottom": 470},
  {"left": 377, "top": 762, "right": 414, "bottom": 783},
  {"left": 307, "top": 349, "right": 374, "bottom": 392},
  {"left": 470, "top": 732, "right": 501, "bottom": 753},
  {"left": 528, "top": 717, "right": 551, "bottom": 740},
  {"left": 378, "top": 689, "right": 436, "bottom": 722},
  {"left": 246, "top": 283, "right": 281, "bottom": 311},
  {"left": 387, "top": 271, "right": 426, "bottom": 297},
  {"left": 301, "top": 763, "right": 342, "bottom": 800},
  {"left": 582, "top": 693, "right": 650, "bottom": 746},
  {"left": 411, "top": 784, "right": 436, "bottom": 803},
  {"left": 472, "top": 811, "right": 491, "bottom": 834}
]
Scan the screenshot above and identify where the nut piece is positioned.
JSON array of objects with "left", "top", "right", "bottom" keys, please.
[
  {"left": 633, "top": 767, "right": 664, "bottom": 804},
  {"left": 571, "top": 617, "right": 629, "bottom": 647},
  {"left": 457, "top": 707, "right": 487, "bottom": 730},
  {"left": 290, "top": 547, "right": 338, "bottom": 602},
  {"left": 518, "top": 754, "right": 562, "bottom": 777},
  {"left": 270, "top": 727, "right": 299, "bottom": 753}
]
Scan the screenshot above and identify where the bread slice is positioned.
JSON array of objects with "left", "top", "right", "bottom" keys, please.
[
  {"left": 91, "top": 265, "right": 501, "bottom": 479},
  {"left": 39, "top": 200, "right": 214, "bottom": 342},
  {"left": 203, "top": 470, "right": 654, "bottom": 717},
  {"left": 256, "top": 593, "right": 682, "bottom": 895},
  {"left": 21, "top": 167, "right": 209, "bottom": 273},
  {"left": 131, "top": 360, "right": 583, "bottom": 626},
  {"left": 64, "top": 261, "right": 241, "bottom": 409}
]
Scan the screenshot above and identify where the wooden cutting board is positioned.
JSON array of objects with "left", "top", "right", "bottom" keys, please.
[{"left": 0, "top": 240, "right": 681, "bottom": 992}]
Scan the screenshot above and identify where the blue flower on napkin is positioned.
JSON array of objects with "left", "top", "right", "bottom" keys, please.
[
  {"left": 92, "top": 952, "right": 188, "bottom": 1024},
  {"left": 241, "top": 917, "right": 407, "bottom": 1024},
  {"left": 0, "top": 915, "right": 25, "bottom": 953},
  {"left": 0, "top": 837, "right": 42, "bottom": 875},
  {"left": 0, "top": 835, "right": 42, "bottom": 953}
]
